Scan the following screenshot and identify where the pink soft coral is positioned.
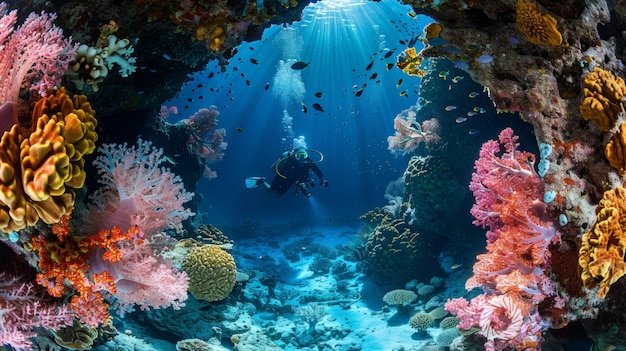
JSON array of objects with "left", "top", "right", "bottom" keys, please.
[
  {"left": 0, "top": 2, "right": 76, "bottom": 133},
  {"left": 446, "top": 128, "right": 563, "bottom": 351},
  {"left": 0, "top": 271, "right": 73, "bottom": 351},
  {"left": 90, "top": 139, "right": 194, "bottom": 236}
]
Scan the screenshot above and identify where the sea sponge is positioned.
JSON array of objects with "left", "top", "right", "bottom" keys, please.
[
  {"left": 382, "top": 289, "right": 417, "bottom": 306},
  {"left": 182, "top": 244, "right": 237, "bottom": 301},
  {"left": 515, "top": 0, "right": 562, "bottom": 46},
  {"left": 579, "top": 186, "right": 626, "bottom": 298},
  {"left": 409, "top": 312, "right": 434, "bottom": 331},
  {"left": 579, "top": 67, "right": 626, "bottom": 131},
  {"left": 605, "top": 122, "right": 626, "bottom": 174}
]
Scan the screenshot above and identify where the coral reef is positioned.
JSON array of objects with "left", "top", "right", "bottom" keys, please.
[{"left": 579, "top": 67, "right": 626, "bottom": 132}]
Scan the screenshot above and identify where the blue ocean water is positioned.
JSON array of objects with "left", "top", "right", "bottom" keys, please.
[{"left": 166, "top": 0, "right": 434, "bottom": 227}]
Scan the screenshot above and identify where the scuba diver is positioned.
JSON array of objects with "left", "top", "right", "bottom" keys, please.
[{"left": 246, "top": 148, "right": 328, "bottom": 198}]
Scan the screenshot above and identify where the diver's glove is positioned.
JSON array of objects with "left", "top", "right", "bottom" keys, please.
[{"left": 320, "top": 178, "right": 329, "bottom": 187}]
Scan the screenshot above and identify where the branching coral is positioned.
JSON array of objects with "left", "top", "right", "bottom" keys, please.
[
  {"left": 579, "top": 186, "right": 626, "bottom": 298},
  {"left": 0, "top": 87, "right": 97, "bottom": 235},
  {"left": 579, "top": 67, "right": 626, "bottom": 132},
  {"left": 605, "top": 122, "right": 626, "bottom": 174},
  {"left": 515, "top": 0, "right": 562, "bottom": 46}
]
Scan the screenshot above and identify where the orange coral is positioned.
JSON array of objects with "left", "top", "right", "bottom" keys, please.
[
  {"left": 580, "top": 67, "right": 626, "bottom": 132},
  {"left": 579, "top": 186, "right": 626, "bottom": 298},
  {"left": 605, "top": 122, "right": 626, "bottom": 174},
  {"left": 515, "top": 0, "right": 562, "bottom": 46},
  {"left": 32, "top": 226, "right": 142, "bottom": 327},
  {"left": 0, "top": 87, "right": 97, "bottom": 234}
]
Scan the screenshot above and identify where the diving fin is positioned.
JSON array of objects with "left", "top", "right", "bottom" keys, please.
[{"left": 245, "top": 177, "right": 265, "bottom": 189}]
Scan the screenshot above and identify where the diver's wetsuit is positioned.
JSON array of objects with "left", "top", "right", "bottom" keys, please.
[{"left": 271, "top": 155, "right": 324, "bottom": 195}]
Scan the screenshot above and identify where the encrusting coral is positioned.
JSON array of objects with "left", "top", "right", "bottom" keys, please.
[
  {"left": 182, "top": 244, "right": 237, "bottom": 301},
  {"left": 0, "top": 87, "right": 97, "bottom": 234},
  {"left": 605, "top": 122, "right": 626, "bottom": 174},
  {"left": 579, "top": 186, "right": 626, "bottom": 298},
  {"left": 515, "top": 0, "right": 562, "bottom": 46},
  {"left": 579, "top": 67, "right": 626, "bottom": 132}
]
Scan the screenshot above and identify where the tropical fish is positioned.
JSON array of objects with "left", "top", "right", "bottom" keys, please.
[
  {"left": 386, "top": 63, "right": 394, "bottom": 70},
  {"left": 468, "top": 92, "right": 479, "bottom": 98},
  {"left": 365, "top": 61, "right": 374, "bottom": 71},
  {"left": 438, "top": 70, "right": 450, "bottom": 80},
  {"left": 467, "top": 111, "right": 478, "bottom": 116},
  {"left": 473, "top": 106, "right": 487, "bottom": 113},
  {"left": 450, "top": 263, "right": 463, "bottom": 270},
  {"left": 384, "top": 50, "right": 395, "bottom": 59},
  {"left": 355, "top": 87, "right": 364, "bottom": 97},
  {"left": 291, "top": 61, "right": 310, "bottom": 70},
  {"left": 250, "top": 58, "right": 259, "bottom": 65},
  {"left": 314, "top": 91, "right": 323, "bottom": 98},
  {"left": 444, "top": 105, "right": 457, "bottom": 111},
  {"left": 453, "top": 60, "right": 469, "bottom": 70},
  {"left": 312, "top": 103, "right": 324, "bottom": 112},
  {"left": 455, "top": 116, "right": 467, "bottom": 123},
  {"left": 165, "top": 155, "right": 178, "bottom": 165},
  {"left": 469, "top": 129, "right": 480, "bottom": 135},
  {"left": 301, "top": 101, "right": 308, "bottom": 114},
  {"left": 476, "top": 54, "right": 493, "bottom": 64},
  {"left": 245, "top": 80, "right": 250, "bottom": 86},
  {"left": 399, "top": 90, "right": 408, "bottom": 97},
  {"left": 452, "top": 76, "right": 464, "bottom": 83},
  {"left": 407, "top": 11, "right": 417, "bottom": 18},
  {"left": 396, "top": 78, "right": 403, "bottom": 88},
  {"left": 369, "top": 72, "right": 378, "bottom": 80}
]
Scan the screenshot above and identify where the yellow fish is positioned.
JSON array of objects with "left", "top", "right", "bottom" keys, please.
[
  {"left": 468, "top": 92, "right": 479, "bottom": 98},
  {"left": 438, "top": 70, "right": 450, "bottom": 80}
]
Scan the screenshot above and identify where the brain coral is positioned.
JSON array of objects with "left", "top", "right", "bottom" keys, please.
[
  {"left": 515, "top": 0, "right": 562, "bottom": 46},
  {"left": 579, "top": 67, "right": 626, "bottom": 132},
  {"left": 0, "top": 87, "right": 97, "bottom": 234},
  {"left": 579, "top": 186, "right": 626, "bottom": 298},
  {"left": 182, "top": 244, "right": 237, "bottom": 301}
]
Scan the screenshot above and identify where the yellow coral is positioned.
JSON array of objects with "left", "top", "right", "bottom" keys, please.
[
  {"left": 605, "top": 122, "right": 626, "bottom": 174},
  {"left": 182, "top": 245, "right": 237, "bottom": 301},
  {"left": 580, "top": 67, "right": 626, "bottom": 132},
  {"left": 0, "top": 88, "right": 97, "bottom": 234},
  {"left": 515, "top": 0, "right": 562, "bottom": 46},
  {"left": 396, "top": 47, "right": 425, "bottom": 78},
  {"left": 579, "top": 186, "right": 626, "bottom": 298}
]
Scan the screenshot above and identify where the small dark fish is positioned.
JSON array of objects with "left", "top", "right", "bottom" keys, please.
[
  {"left": 291, "top": 61, "right": 310, "bottom": 70},
  {"left": 312, "top": 103, "right": 324, "bottom": 112},
  {"left": 246, "top": 80, "right": 250, "bottom": 86},
  {"left": 208, "top": 72, "right": 214, "bottom": 78},
  {"left": 384, "top": 50, "right": 395, "bottom": 59},
  {"left": 399, "top": 39, "right": 406, "bottom": 45},
  {"left": 162, "top": 53, "right": 172, "bottom": 60},
  {"left": 301, "top": 101, "right": 308, "bottom": 114},
  {"left": 198, "top": 95, "right": 203, "bottom": 99},
  {"left": 469, "top": 129, "right": 480, "bottom": 135},
  {"left": 265, "top": 83, "right": 270, "bottom": 90},
  {"left": 355, "top": 88, "right": 364, "bottom": 97},
  {"left": 386, "top": 63, "right": 394, "bottom": 70},
  {"left": 236, "top": 127, "right": 244, "bottom": 132},
  {"left": 365, "top": 61, "right": 374, "bottom": 71},
  {"left": 187, "top": 98, "right": 193, "bottom": 102},
  {"left": 314, "top": 91, "right": 323, "bottom": 98},
  {"left": 396, "top": 78, "right": 403, "bottom": 88},
  {"left": 407, "top": 36, "right": 419, "bottom": 47},
  {"left": 196, "top": 83, "right": 203, "bottom": 88},
  {"left": 407, "top": 11, "right": 417, "bottom": 18},
  {"left": 369, "top": 72, "right": 378, "bottom": 80},
  {"left": 250, "top": 58, "right": 259, "bottom": 65},
  {"left": 399, "top": 90, "right": 408, "bottom": 97}
]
